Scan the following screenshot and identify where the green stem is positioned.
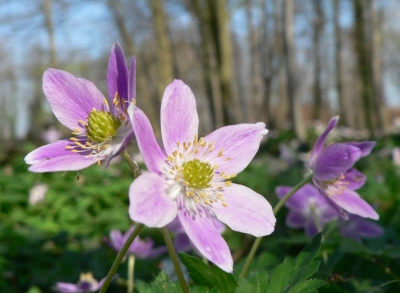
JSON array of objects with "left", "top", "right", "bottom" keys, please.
[
  {"left": 312, "top": 208, "right": 328, "bottom": 264},
  {"left": 160, "top": 227, "right": 189, "bottom": 293},
  {"left": 239, "top": 173, "right": 313, "bottom": 278},
  {"left": 273, "top": 173, "right": 314, "bottom": 215},
  {"left": 99, "top": 224, "right": 144, "bottom": 293},
  {"left": 127, "top": 254, "right": 135, "bottom": 293},
  {"left": 121, "top": 150, "right": 140, "bottom": 177}
]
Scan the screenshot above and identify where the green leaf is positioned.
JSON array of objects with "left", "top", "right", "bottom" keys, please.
[
  {"left": 190, "top": 286, "right": 220, "bottom": 293},
  {"left": 179, "top": 252, "right": 238, "bottom": 292},
  {"left": 287, "top": 279, "right": 325, "bottom": 293},
  {"left": 235, "top": 271, "right": 268, "bottom": 293},
  {"left": 150, "top": 271, "right": 183, "bottom": 293},
  {"left": 269, "top": 233, "right": 322, "bottom": 293}
]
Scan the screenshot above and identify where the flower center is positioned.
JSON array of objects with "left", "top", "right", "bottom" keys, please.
[
  {"left": 85, "top": 110, "right": 121, "bottom": 143},
  {"left": 182, "top": 159, "right": 213, "bottom": 189}
]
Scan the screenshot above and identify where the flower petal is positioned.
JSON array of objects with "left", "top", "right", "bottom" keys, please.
[
  {"left": 343, "top": 141, "right": 376, "bottom": 157},
  {"left": 211, "top": 183, "right": 275, "bottom": 237},
  {"left": 25, "top": 140, "right": 97, "bottom": 172},
  {"left": 130, "top": 106, "right": 166, "bottom": 174},
  {"left": 312, "top": 144, "right": 361, "bottom": 181},
  {"left": 276, "top": 184, "right": 320, "bottom": 211},
  {"left": 330, "top": 190, "right": 379, "bottom": 220},
  {"left": 53, "top": 283, "right": 79, "bottom": 293},
  {"left": 161, "top": 80, "right": 199, "bottom": 155},
  {"left": 286, "top": 211, "right": 307, "bottom": 228},
  {"left": 304, "top": 218, "right": 319, "bottom": 237},
  {"left": 178, "top": 208, "right": 233, "bottom": 272},
  {"left": 107, "top": 43, "right": 129, "bottom": 104},
  {"left": 202, "top": 123, "right": 268, "bottom": 175},
  {"left": 104, "top": 102, "right": 135, "bottom": 166},
  {"left": 146, "top": 246, "right": 168, "bottom": 258},
  {"left": 342, "top": 168, "right": 366, "bottom": 190},
  {"left": 128, "top": 56, "right": 136, "bottom": 102},
  {"left": 43, "top": 69, "right": 105, "bottom": 130},
  {"left": 174, "top": 233, "right": 192, "bottom": 252},
  {"left": 316, "top": 185, "right": 349, "bottom": 220},
  {"left": 129, "top": 173, "right": 177, "bottom": 227},
  {"left": 355, "top": 219, "right": 384, "bottom": 238},
  {"left": 309, "top": 116, "right": 339, "bottom": 167}
]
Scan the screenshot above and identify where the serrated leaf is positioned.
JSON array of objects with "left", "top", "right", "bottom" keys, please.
[
  {"left": 287, "top": 279, "right": 325, "bottom": 293},
  {"left": 235, "top": 271, "right": 268, "bottom": 293},
  {"left": 151, "top": 271, "right": 183, "bottom": 293},
  {"left": 179, "top": 252, "right": 237, "bottom": 292},
  {"left": 269, "top": 233, "right": 322, "bottom": 293}
]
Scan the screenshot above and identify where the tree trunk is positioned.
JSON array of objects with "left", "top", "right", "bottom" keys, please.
[
  {"left": 150, "top": 0, "right": 174, "bottom": 102},
  {"left": 371, "top": 0, "right": 386, "bottom": 135},
  {"left": 312, "top": 0, "right": 325, "bottom": 121},
  {"left": 189, "top": 0, "right": 224, "bottom": 129},
  {"left": 43, "top": 0, "right": 57, "bottom": 68},
  {"left": 333, "top": 0, "right": 347, "bottom": 125},
  {"left": 283, "top": 0, "right": 306, "bottom": 140},
  {"left": 353, "top": 0, "right": 375, "bottom": 135},
  {"left": 208, "top": 0, "right": 238, "bottom": 125}
]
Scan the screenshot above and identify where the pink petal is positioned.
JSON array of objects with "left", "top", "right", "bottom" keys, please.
[
  {"left": 25, "top": 140, "right": 97, "bottom": 172},
  {"left": 128, "top": 56, "right": 136, "bottom": 102},
  {"left": 286, "top": 211, "right": 307, "bottom": 228},
  {"left": 129, "top": 173, "right": 177, "bottom": 227},
  {"left": 178, "top": 208, "right": 233, "bottom": 272},
  {"left": 211, "top": 183, "right": 275, "bottom": 237},
  {"left": 309, "top": 116, "right": 339, "bottom": 167},
  {"left": 53, "top": 283, "right": 79, "bottom": 293},
  {"left": 331, "top": 190, "right": 379, "bottom": 220},
  {"left": 202, "top": 123, "right": 268, "bottom": 176},
  {"left": 130, "top": 106, "right": 166, "bottom": 174},
  {"left": 43, "top": 69, "right": 105, "bottom": 130},
  {"left": 107, "top": 43, "right": 129, "bottom": 104},
  {"left": 161, "top": 80, "right": 199, "bottom": 155}
]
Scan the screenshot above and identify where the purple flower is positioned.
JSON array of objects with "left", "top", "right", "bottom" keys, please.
[
  {"left": 25, "top": 43, "right": 136, "bottom": 172},
  {"left": 128, "top": 80, "right": 276, "bottom": 272},
  {"left": 104, "top": 226, "right": 167, "bottom": 259},
  {"left": 276, "top": 184, "right": 338, "bottom": 236},
  {"left": 53, "top": 272, "right": 106, "bottom": 293},
  {"left": 168, "top": 216, "right": 226, "bottom": 254},
  {"left": 338, "top": 213, "right": 384, "bottom": 243},
  {"left": 309, "top": 116, "right": 378, "bottom": 220}
]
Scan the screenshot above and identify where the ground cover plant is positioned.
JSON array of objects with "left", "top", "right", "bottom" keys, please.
[{"left": 1, "top": 43, "right": 400, "bottom": 293}]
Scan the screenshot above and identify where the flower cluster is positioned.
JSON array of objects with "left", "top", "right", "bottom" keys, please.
[
  {"left": 25, "top": 41, "right": 383, "bottom": 286},
  {"left": 276, "top": 116, "right": 382, "bottom": 241}
]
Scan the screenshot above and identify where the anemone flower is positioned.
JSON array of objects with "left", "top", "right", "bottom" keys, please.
[
  {"left": 25, "top": 43, "right": 136, "bottom": 172},
  {"left": 104, "top": 226, "right": 167, "bottom": 258},
  {"left": 53, "top": 272, "right": 106, "bottom": 293},
  {"left": 309, "top": 116, "right": 378, "bottom": 220},
  {"left": 128, "top": 79, "right": 276, "bottom": 272},
  {"left": 275, "top": 184, "right": 338, "bottom": 236},
  {"left": 338, "top": 213, "right": 384, "bottom": 243},
  {"left": 168, "top": 215, "right": 226, "bottom": 254}
]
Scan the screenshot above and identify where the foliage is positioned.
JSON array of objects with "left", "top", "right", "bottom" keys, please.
[{"left": 1, "top": 134, "right": 400, "bottom": 292}]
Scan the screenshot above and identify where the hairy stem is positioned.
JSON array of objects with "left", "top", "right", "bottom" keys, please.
[
  {"left": 239, "top": 173, "right": 314, "bottom": 278},
  {"left": 160, "top": 227, "right": 189, "bottom": 293}
]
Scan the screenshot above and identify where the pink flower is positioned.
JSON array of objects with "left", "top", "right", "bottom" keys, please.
[
  {"left": 128, "top": 80, "right": 276, "bottom": 272},
  {"left": 25, "top": 43, "right": 136, "bottom": 172}
]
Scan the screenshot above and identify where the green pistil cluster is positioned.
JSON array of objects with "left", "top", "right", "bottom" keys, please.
[
  {"left": 182, "top": 159, "right": 213, "bottom": 189},
  {"left": 86, "top": 110, "right": 121, "bottom": 143}
]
